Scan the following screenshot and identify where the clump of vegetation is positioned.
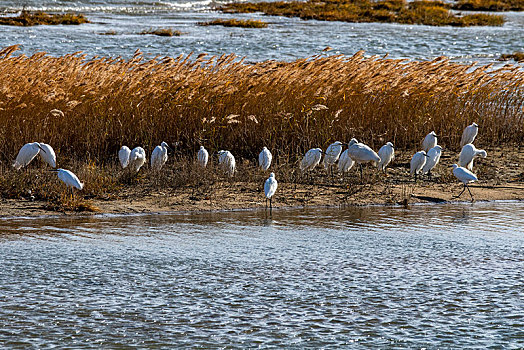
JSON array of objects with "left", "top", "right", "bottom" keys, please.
[
  {"left": 199, "top": 18, "right": 268, "bottom": 28},
  {"left": 0, "top": 11, "right": 89, "bottom": 26},
  {"left": 220, "top": 0, "right": 504, "bottom": 26},
  {"left": 453, "top": 0, "right": 524, "bottom": 11},
  {"left": 499, "top": 52, "right": 524, "bottom": 62},
  {"left": 0, "top": 45, "right": 522, "bottom": 170},
  {"left": 139, "top": 28, "right": 182, "bottom": 37}
]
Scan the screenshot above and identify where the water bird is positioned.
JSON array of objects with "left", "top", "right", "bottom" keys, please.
[
  {"left": 378, "top": 142, "right": 394, "bottom": 174},
  {"left": 259, "top": 147, "right": 272, "bottom": 171},
  {"left": 264, "top": 172, "right": 278, "bottom": 211},
  {"left": 338, "top": 149, "right": 355, "bottom": 174},
  {"left": 460, "top": 122, "right": 478, "bottom": 148},
  {"left": 197, "top": 146, "right": 209, "bottom": 167},
  {"left": 410, "top": 151, "right": 428, "bottom": 181},
  {"left": 218, "top": 150, "right": 235, "bottom": 177},
  {"left": 129, "top": 147, "right": 146, "bottom": 173},
  {"left": 422, "top": 145, "right": 442, "bottom": 178},
  {"left": 300, "top": 148, "right": 323, "bottom": 173},
  {"left": 452, "top": 164, "right": 477, "bottom": 201},
  {"left": 118, "top": 146, "right": 131, "bottom": 168},
  {"left": 347, "top": 138, "right": 380, "bottom": 181},
  {"left": 324, "top": 141, "right": 343, "bottom": 179},
  {"left": 459, "top": 144, "right": 487, "bottom": 171},
  {"left": 422, "top": 131, "right": 437, "bottom": 152},
  {"left": 13, "top": 142, "right": 47, "bottom": 170},
  {"left": 151, "top": 141, "right": 171, "bottom": 170},
  {"left": 38, "top": 143, "right": 56, "bottom": 168},
  {"left": 51, "top": 168, "right": 84, "bottom": 191}
]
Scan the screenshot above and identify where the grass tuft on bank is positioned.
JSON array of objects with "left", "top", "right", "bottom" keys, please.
[
  {"left": 139, "top": 28, "right": 182, "bottom": 36},
  {"left": 0, "top": 11, "right": 89, "bottom": 26},
  {"left": 453, "top": 0, "right": 524, "bottom": 11},
  {"left": 199, "top": 18, "right": 268, "bottom": 28},
  {"left": 220, "top": 0, "right": 505, "bottom": 26}
]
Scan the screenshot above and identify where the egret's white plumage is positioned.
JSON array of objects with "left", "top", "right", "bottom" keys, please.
[
  {"left": 13, "top": 142, "right": 42, "bottom": 170},
  {"left": 218, "top": 150, "right": 235, "bottom": 177},
  {"left": 460, "top": 122, "right": 478, "bottom": 148},
  {"left": 422, "top": 131, "right": 437, "bottom": 152},
  {"left": 151, "top": 141, "right": 169, "bottom": 170},
  {"left": 119, "top": 146, "right": 131, "bottom": 169},
  {"left": 459, "top": 143, "right": 487, "bottom": 171},
  {"left": 197, "top": 146, "right": 209, "bottom": 167},
  {"left": 264, "top": 172, "right": 278, "bottom": 211},
  {"left": 410, "top": 151, "right": 427, "bottom": 180},
  {"left": 347, "top": 139, "right": 380, "bottom": 166},
  {"left": 324, "top": 141, "right": 343, "bottom": 168},
  {"left": 378, "top": 142, "right": 394, "bottom": 173},
  {"left": 129, "top": 146, "right": 146, "bottom": 172},
  {"left": 300, "top": 148, "right": 323, "bottom": 172},
  {"left": 422, "top": 145, "right": 442, "bottom": 175},
  {"left": 452, "top": 164, "right": 478, "bottom": 201},
  {"left": 338, "top": 149, "right": 355, "bottom": 174},
  {"left": 38, "top": 143, "right": 56, "bottom": 168},
  {"left": 259, "top": 147, "right": 272, "bottom": 171},
  {"left": 56, "top": 168, "right": 84, "bottom": 190}
]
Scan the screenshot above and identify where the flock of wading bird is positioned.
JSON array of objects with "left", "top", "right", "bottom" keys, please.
[{"left": 12, "top": 122, "right": 486, "bottom": 208}]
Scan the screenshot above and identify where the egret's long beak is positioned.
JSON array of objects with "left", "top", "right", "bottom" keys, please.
[
  {"left": 37, "top": 144, "right": 47, "bottom": 154},
  {"left": 424, "top": 154, "right": 429, "bottom": 157},
  {"left": 48, "top": 169, "right": 59, "bottom": 172}
]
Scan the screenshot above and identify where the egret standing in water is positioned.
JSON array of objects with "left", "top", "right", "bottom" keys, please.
[
  {"left": 119, "top": 146, "right": 131, "bottom": 168},
  {"left": 460, "top": 122, "right": 478, "bottom": 148},
  {"left": 197, "top": 146, "right": 209, "bottom": 168},
  {"left": 13, "top": 142, "right": 47, "bottom": 170},
  {"left": 264, "top": 172, "right": 278, "bottom": 212},
  {"left": 452, "top": 164, "right": 477, "bottom": 201},
  {"left": 151, "top": 141, "right": 171, "bottom": 170},
  {"left": 422, "top": 131, "right": 437, "bottom": 152},
  {"left": 459, "top": 144, "right": 487, "bottom": 171},
  {"left": 378, "top": 142, "right": 394, "bottom": 175},
  {"left": 324, "top": 141, "right": 343, "bottom": 180},
  {"left": 129, "top": 146, "right": 146, "bottom": 173},
  {"left": 410, "top": 151, "right": 428, "bottom": 181},
  {"left": 259, "top": 147, "right": 272, "bottom": 171},
  {"left": 422, "top": 145, "right": 442, "bottom": 178},
  {"left": 347, "top": 138, "right": 380, "bottom": 182},
  {"left": 218, "top": 150, "right": 235, "bottom": 177}
]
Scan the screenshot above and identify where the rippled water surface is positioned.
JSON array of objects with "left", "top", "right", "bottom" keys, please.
[
  {"left": 1, "top": 202, "right": 523, "bottom": 347},
  {"left": 0, "top": 0, "right": 523, "bottom": 63}
]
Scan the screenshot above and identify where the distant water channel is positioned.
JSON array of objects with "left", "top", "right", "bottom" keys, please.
[
  {"left": 0, "top": 201, "right": 523, "bottom": 347},
  {"left": 0, "top": 0, "right": 523, "bottom": 63}
]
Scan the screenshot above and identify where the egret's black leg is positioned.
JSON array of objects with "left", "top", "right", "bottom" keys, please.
[
  {"left": 466, "top": 185, "right": 474, "bottom": 202},
  {"left": 454, "top": 184, "right": 466, "bottom": 198},
  {"left": 269, "top": 198, "right": 273, "bottom": 213},
  {"left": 359, "top": 164, "right": 363, "bottom": 183}
]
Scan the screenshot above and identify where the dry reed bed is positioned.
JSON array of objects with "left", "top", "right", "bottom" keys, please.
[{"left": 0, "top": 45, "right": 523, "bottom": 169}]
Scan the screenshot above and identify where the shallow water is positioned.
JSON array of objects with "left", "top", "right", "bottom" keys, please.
[
  {"left": 0, "top": 201, "right": 523, "bottom": 347},
  {"left": 0, "top": 0, "right": 523, "bottom": 64}
]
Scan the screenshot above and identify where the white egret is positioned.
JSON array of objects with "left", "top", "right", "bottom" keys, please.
[
  {"left": 218, "top": 150, "right": 235, "bottom": 177},
  {"left": 119, "top": 146, "right": 131, "bottom": 169},
  {"left": 422, "top": 131, "right": 437, "bottom": 152},
  {"left": 460, "top": 122, "right": 478, "bottom": 147},
  {"left": 459, "top": 144, "right": 487, "bottom": 171},
  {"left": 129, "top": 147, "right": 146, "bottom": 173},
  {"left": 324, "top": 141, "right": 343, "bottom": 180},
  {"left": 378, "top": 142, "right": 394, "bottom": 174},
  {"left": 347, "top": 138, "right": 380, "bottom": 181},
  {"left": 264, "top": 172, "right": 278, "bottom": 211},
  {"left": 197, "top": 146, "right": 209, "bottom": 167},
  {"left": 151, "top": 141, "right": 171, "bottom": 170},
  {"left": 50, "top": 168, "right": 84, "bottom": 194},
  {"left": 259, "top": 147, "right": 272, "bottom": 171},
  {"left": 38, "top": 143, "right": 56, "bottom": 168},
  {"left": 300, "top": 148, "right": 323, "bottom": 172},
  {"left": 410, "top": 151, "right": 428, "bottom": 181},
  {"left": 452, "top": 164, "right": 478, "bottom": 201},
  {"left": 422, "top": 145, "right": 442, "bottom": 177},
  {"left": 13, "top": 142, "right": 44, "bottom": 170},
  {"left": 338, "top": 149, "right": 355, "bottom": 174}
]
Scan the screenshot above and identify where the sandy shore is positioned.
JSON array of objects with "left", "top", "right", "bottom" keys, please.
[{"left": 1, "top": 146, "right": 522, "bottom": 217}]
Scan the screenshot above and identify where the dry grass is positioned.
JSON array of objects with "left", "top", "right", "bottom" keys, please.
[
  {"left": 0, "top": 11, "right": 89, "bottom": 26},
  {"left": 453, "top": 0, "right": 524, "bottom": 11},
  {"left": 220, "top": 0, "right": 505, "bottom": 26},
  {"left": 199, "top": 19, "right": 268, "bottom": 28},
  {"left": 499, "top": 52, "right": 524, "bottom": 62},
  {"left": 139, "top": 28, "right": 182, "bottom": 36}
]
